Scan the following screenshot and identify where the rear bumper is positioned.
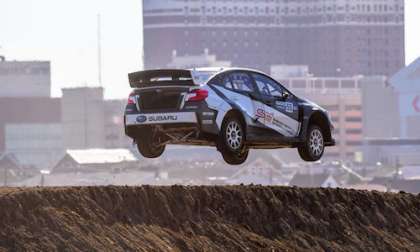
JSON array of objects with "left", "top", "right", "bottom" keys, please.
[
  {"left": 124, "top": 110, "right": 220, "bottom": 139},
  {"left": 125, "top": 112, "right": 197, "bottom": 126}
]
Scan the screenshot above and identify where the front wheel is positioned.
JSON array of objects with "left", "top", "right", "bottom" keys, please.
[{"left": 298, "top": 125, "right": 325, "bottom": 162}]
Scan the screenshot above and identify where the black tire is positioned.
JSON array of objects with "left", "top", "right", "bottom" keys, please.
[
  {"left": 219, "top": 115, "right": 249, "bottom": 165},
  {"left": 221, "top": 149, "right": 249, "bottom": 165},
  {"left": 298, "top": 125, "right": 325, "bottom": 162},
  {"left": 136, "top": 130, "right": 165, "bottom": 158}
]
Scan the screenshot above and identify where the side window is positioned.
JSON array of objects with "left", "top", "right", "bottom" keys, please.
[
  {"left": 229, "top": 72, "right": 254, "bottom": 92},
  {"left": 221, "top": 75, "right": 233, "bottom": 89},
  {"left": 252, "top": 73, "right": 284, "bottom": 97}
]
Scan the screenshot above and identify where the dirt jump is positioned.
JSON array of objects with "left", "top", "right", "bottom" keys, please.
[{"left": 0, "top": 186, "right": 419, "bottom": 251}]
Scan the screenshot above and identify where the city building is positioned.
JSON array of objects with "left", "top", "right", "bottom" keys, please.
[
  {"left": 61, "top": 87, "right": 105, "bottom": 149},
  {"left": 270, "top": 65, "right": 309, "bottom": 79},
  {"left": 0, "top": 153, "right": 25, "bottom": 186},
  {"left": 288, "top": 172, "right": 339, "bottom": 188},
  {"left": 5, "top": 124, "right": 64, "bottom": 169},
  {"left": 389, "top": 57, "right": 420, "bottom": 138},
  {"left": 362, "top": 138, "right": 420, "bottom": 166},
  {"left": 227, "top": 158, "right": 284, "bottom": 185},
  {"left": 359, "top": 58, "right": 420, "bottom": 165},
  {"left": 167, "top": 49, "right": 231, "bottom": 69},
  {"left": 361, "top": 76, "right": 400, "bottom": 139},
  {"left": 52, "top": 149, "right": 139, "bottom": 174},
  {"left": 143, "top": 0, "right": 404, "bottom": 77},
  {"left": 0, "top": 57, "right": 51, "bottom": 97},
  {"left": 0, "top": 97, "right": 61, "bottom": 152},
  {"left": 104, "top": 99, "right": 131, "bottom": 148}
]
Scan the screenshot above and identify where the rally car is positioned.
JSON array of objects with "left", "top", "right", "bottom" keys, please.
[{"left": 124, "top": 68, "right": 335, "bottom": 165}]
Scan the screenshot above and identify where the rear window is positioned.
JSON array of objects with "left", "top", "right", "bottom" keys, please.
[{"left": 191, "top": 71, "right": 218, "bottom": 85}]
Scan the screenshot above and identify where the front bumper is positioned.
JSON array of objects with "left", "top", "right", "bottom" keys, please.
[{"left": 325, "top": 138, "right": 336, "bottom": 147}]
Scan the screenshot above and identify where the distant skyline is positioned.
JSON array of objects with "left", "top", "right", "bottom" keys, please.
[{"left": 1, "top": 0, "right": 419, "bottom": 99}]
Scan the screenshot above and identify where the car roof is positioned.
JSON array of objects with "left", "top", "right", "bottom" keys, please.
[
  {"left": 191, "top": 67, "right": 267, "bottom": 75},
  {"left": 191, "top": 67, "right": 271, "bottom": 85}
]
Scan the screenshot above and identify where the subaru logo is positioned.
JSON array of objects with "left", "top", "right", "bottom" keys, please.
[{"left": 136, "top": 115, "right": 147, "bottom": 123}]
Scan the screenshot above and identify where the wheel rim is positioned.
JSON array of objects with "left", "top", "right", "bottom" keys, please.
[
  {"left": 309, "top": 128, "right": 324, "bottom": 157},
  {"left": 226, "top": 121, "right": 243, "bottom": 150}
]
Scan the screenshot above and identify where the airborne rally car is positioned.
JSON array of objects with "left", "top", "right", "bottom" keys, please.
[{"left": 124, "top": 68, "right": 335, "bottom": 165}]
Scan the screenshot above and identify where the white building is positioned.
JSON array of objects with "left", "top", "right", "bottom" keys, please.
[
  {"left": 0, "top": 57, "right": 51, "bottom": 97},
  {"left": 5, "top": 123, "right": 64, "bottom": 168},
  {"left": 52, "top": 148, "right": 139, "bottom": 174},
  {"left": 61, "top": 87, "right": 105, "bottom": 149},
  {"left": 167, "top": 49, "right": 231, "bottom": 69},
  {"left": 270, "top": 65, "right": 309, "bottom": 79},
  {"left": 389, "top": 57, "right": 420, "bottom": 138}
]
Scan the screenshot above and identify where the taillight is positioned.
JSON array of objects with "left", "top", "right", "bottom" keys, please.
[
  {"left": 127, "top": 92, "right": 136, "bottom": 104},
  {"left": 186, "top": 89, "right": 208, "bottom": 102}
]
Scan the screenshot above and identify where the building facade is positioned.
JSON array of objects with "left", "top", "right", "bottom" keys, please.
[
  {"left": 104, "top": 99, "right": 131, "bottom": 148},
  {"left": 61, "top": 87, "right": 105, "bottom": 149},
  {"left": 5, "top": 124, "right": 64, "bottom": 169},
  {"left": 0, "top": 97, "right": 61, "bottom": 152},
  {"left": 389, "top": 57, "right": 420, "bottom": 138},
  {"left": 167, "top": 49, "right": 231, "bottom": 69},
  {"left": 0, "top": 57, "right": 51, "bottom": 97},
  {"left": 143, "top": 0, "right": 404, "bottom": 77}
]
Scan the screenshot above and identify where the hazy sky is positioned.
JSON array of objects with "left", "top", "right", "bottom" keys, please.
[{"left": 1, "top": 0, "right": 419, "bottom": 99}]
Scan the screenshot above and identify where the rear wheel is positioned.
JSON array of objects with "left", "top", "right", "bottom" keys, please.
[
  {"left": 298, "top": 125, "right": 325, "bottom": 162},
  {"left": 136, "top": 129, "right": 165, "bottom": 158},
  {"left": 219, "top": 115, "right": 249, "bottom": 165},
  {"left": 221, "top": 150, "right": 249, "bottom": 165}
]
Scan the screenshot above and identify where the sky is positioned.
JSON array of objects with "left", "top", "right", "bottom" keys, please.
[{"left": 1, "top": 0, "right": 419, "bottom": 99}]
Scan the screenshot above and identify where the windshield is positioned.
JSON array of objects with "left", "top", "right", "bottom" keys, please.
[{"left": 191, "top": 71, "right": 218, "bottom": 85}]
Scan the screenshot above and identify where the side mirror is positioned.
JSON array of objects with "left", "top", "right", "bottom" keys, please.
[{"left": 282, "top": 92, "right": 289, "bottom": 99}]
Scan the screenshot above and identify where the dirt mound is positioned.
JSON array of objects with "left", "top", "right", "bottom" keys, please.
[{"left": 0, "top": 186, "right": 419, "bottom": 252}]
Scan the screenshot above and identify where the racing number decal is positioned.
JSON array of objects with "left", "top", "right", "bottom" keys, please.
[{"left": 254, "top": 101, "right": 300, "bottom": 137}]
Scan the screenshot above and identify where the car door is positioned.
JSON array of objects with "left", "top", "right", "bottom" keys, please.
[
  {"left": 251, "top": 73, "right": 301, "bottom": 137},
  {"left": 211, "top": 71, "right": 263, "bottom": 125}
]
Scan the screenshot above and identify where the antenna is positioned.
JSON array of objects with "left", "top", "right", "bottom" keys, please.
[{"left": 97, "top": 13, "right": 102, "bottom": 87}]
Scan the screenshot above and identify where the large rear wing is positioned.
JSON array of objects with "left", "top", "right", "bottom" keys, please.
[{"left": 128, "top": 69, "right": 195, "bottom": 88}]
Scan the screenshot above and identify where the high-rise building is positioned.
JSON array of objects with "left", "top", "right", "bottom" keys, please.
[{"left": 143, "top": 0, "right": 404, "bottom": 77}]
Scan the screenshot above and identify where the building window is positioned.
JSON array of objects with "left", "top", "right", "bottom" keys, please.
[{"left": 345, "top": 117, "right": 362, "bottom": 122}]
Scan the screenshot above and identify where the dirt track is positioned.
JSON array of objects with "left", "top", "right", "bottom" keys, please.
[{"left": 0, "top": 186, "right": 419, "bottom": 252}]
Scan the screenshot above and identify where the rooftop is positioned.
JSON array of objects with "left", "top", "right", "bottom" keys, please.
[{"left": 66, "top": 149, "right": 137, "bottom": 164}]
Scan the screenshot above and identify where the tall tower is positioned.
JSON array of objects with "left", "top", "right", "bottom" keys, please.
[{"left": 143, "top": 0, "right": 404, "bottom": 77}]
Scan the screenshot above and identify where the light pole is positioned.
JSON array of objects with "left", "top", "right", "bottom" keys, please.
[{"left": 40, "top": 170, "right": 50, "bottom": 187}]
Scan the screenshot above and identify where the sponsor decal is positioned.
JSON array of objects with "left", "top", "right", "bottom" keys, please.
[
  {"left": 256, "top": 108, "right": 274, "bottom": 123},
  {"left": 136, "top": 115, "right": 147, "bottom": 123},
  {"left": 148, "top": 115, "right": 178, "bottom": 122},
  {"left": 256, "top": 108, "right": 296, "bottom": 136},
  {"left": 202, "top": 112, "right": 215, "bottom": 116},
  {"left": 202, "top": 119, "right": 213, "bottom": 124},
  {"left": 275, "top": 101, "right": 294, "bottom": 113},
  {"left": 185, "top": 106, "right": 198, "bottom": 109}
]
